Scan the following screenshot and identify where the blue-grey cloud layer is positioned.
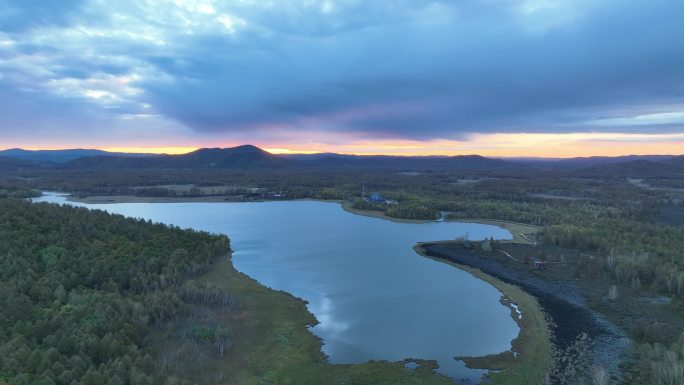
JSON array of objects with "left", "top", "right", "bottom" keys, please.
[{"left": 1, "top": 0, "right": 683, "bottom": 143}]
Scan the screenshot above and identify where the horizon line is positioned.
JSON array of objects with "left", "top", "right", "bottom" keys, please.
[{"left": 1, "top": 145, "right": 682, "bottom": 159}]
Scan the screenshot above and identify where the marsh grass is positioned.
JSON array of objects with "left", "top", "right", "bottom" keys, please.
[{"left": 153, "top": 255, "right": 458, "bottom": 385}]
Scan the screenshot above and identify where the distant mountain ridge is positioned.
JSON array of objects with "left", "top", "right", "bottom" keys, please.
[
  {"left": 291, "top": 152, "right": 514, "bottom": 170},
  {"left": 62, "top": 145, "right": 515, "bottom": 170},
  {"left": 1, "top": 145, "right": 683, "bottom": 175},
  {"left": 0, "top": 148, "right": 154, "bottom": 163},
  {"left": 64, "top": 145, "right": 290, "bottom": 169}
]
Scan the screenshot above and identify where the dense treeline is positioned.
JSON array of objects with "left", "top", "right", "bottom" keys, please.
[
  {"left": 0, "top": 186, "right": 39, "bottom": 199},
  {"left": 350, "top": 197, "right": 440, "bottom": 220},
  {"left": 627, "top": 341, "right": 684, "bottom": 385},
  {"left": 0, "top": 196, "right": 230, "bottom": 385}
]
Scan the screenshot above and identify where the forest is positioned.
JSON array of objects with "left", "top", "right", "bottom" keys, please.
[
  {"left": 0, "top": 192, "right": 230, "bottom": 385},
  {"left": 5, "top": 168, "right": 684, "bottom": 301},
  {"left": 3, "top": 165, "right": 684, "bottom": 384}
]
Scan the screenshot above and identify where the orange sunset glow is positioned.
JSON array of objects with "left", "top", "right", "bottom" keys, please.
[
  {"left": 88, "top": 132, "right": 684, "bottom": 157},
  {"left": 2, "top": 0, "right": 683, "bottom": 159}
]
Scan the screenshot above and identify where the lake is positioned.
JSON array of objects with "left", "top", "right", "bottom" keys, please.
[{"left": 34, "top": 192, "right": 519, "bottom": 382}]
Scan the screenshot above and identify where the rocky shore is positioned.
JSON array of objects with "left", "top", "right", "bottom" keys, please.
[{"left": 422, "top": 242, "right": 629, "bottom": 379}]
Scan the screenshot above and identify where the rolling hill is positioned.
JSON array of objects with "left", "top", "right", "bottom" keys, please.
[
  {"left": 0, "top": 148, "right": 153, "bottom": 163},
  {"left": 0, "top": 156, "right": 42, "bottom": 171},
  {"left": 62, "top": 146, "right": 520, "bottom": 171},
  {"left": 291, "top": 153, "right": 518, "bottom": 170},
  {"left": 64, "top": 145, "right": 291, "bottom": 169}
]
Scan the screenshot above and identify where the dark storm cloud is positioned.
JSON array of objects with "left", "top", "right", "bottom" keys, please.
[{"left": 1, "top": 0, "right": 683, "bottom": 142}]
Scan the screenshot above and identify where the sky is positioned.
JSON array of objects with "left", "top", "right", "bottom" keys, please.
[{"left": 1, "top": 0, "right": 683, "bottom": 157}]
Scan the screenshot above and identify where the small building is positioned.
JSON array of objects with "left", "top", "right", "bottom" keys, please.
[
  {"left": 534, "top": 260, "right": 546, "bottom": 270},
  {"left": 368, "top": 192, "right": 386, "bottom": 203}
]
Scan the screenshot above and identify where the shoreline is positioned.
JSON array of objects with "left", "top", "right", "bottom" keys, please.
[
  {"left": 422, "top": 241, "right": 629, "bottom": 381},
  {"left": 66, "top": 193, "right": 440, "bottom": 225},
  {"left": 183, "top": 253, "right": 457, "bottom": 385},
  {"left": 49, "top": 190, "right": 551, "bottom": 383},
  {"left": 341, "top": 201, "right": 542, "bottom": 242},
  {"left": 450, "top": 219, "right": 541, "bottom": 245},
  {"left": 67, "top": 194, "right": 274, "bottom": 204},
  {"left": 340, "top": 200, "right": 439, "bottom": 224},
  {"left": 414, "top": 243, "right": 553, "bottom": 384},
  {"left": 64, "top": 192, "right": 540, "bottom": 245},
  {"left": 66, "top": 193, "right": 345, "bottom": 205}
]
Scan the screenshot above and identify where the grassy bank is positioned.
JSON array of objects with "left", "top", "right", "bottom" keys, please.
[
  {"left": 452, "top": 219, "right": 541, "bottom": 245},
  {"left": 414, "top": 243, "right": 553, "bottom": 385},
  {"left": 341, "top": 201, "right": 438, "bottom": 224},
  {"left": 342, "top": 200, "right": 543, "bottom": 245},
  {"left": 168, "top": 254, "right": 457, "bottom": 385}
]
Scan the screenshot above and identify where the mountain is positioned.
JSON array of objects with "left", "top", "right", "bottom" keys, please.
[
  {"left": 287, "top": 153, "right": 517, "bottom": 170},
  {"left": 176, "top": 146, "right": 291, "bottom": 168},
  {"left": 65, "top": 145, "right": 291, "bottom": 169},
  {"left": 0, "top": 148, "right": 153, "bottom": 163}
]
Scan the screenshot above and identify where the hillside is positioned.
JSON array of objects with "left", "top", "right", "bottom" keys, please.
[
  {"left": 0, "top": 148, "right": 152, "bottom": 163},
  {"left": 0, "top": 156, "right": 42, "bottom": 171},
  {"left": 64, "top": 145, "right": 291, "bottom": 170},
  {"left": 293, "top": 153, "right": 517, "bottom": 170},
  {"left": 0, "top": 195, "right": 230, "bottom": 385}
]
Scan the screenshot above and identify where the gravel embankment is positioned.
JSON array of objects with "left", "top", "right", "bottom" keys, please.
[{"left": 423, "top": 243, "right": 629, "bottom": 377}]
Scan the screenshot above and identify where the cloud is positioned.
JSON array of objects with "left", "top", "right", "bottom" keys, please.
[
  {"left": 0, "top": 0, "right": 87, "bottom": 32},
  {"left": 0, "top": 0, "right": 683, "bottom": 147}
]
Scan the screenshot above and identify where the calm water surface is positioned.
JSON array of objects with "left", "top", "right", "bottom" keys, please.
[{"left": 34, "top": 193, "right": 519, "bottom": 382}]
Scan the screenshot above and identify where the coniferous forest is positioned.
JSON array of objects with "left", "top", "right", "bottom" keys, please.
[{"left": 0, "top": 195, "right": 230, "bottom": 385}]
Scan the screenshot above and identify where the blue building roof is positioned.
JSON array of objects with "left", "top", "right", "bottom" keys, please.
[{"left": 369, "top": 192, "right": 385, "bottom": 202}]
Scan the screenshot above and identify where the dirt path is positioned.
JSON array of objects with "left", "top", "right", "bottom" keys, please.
[{"left": 499, "top": 250, "right": 520, "bottom": 262}]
